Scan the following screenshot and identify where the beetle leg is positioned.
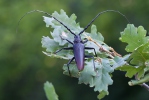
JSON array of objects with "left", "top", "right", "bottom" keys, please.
[
  {"left": 64, "top": 39, "right": 73, "bottom": 45},
  {"left": 60, "top": 35, "right": 73, "bottom": 45},
  {"left": 85, "top": 47, "right": 97, "bottom": 57},
  {"left": 54, "top": 47, "right": 73, "bottom": 54},
  {"left": 67, "top": 57, "right": 75, "bottom": 76},
  {"left": 85, "top": 55, "right": 96, "bottom": 71},
  {"left": 82, "top": 38, "right": 88, "bottom": 44}
]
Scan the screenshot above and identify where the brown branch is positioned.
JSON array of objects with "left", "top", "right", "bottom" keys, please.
[{"left": 85, "top": 35, "right": 121, "bottom": 57}]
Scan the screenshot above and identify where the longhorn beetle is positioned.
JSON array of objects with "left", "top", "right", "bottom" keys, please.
[{"left": 17, "top": 10, "right": 130, "bottom": 76}]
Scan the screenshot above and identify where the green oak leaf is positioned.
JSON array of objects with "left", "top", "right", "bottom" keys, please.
[
  {"left": 43, "top": 9, "right": 82, "bottom": 46},
  {"left": 63, "top": 63, "right": 80, "bottom": 78},
  {"left": 117, "top": 43, "right": 149, "bottom": 78},
  {"left": 129, "top": 42, "right": 149, "bottom": 67},
  {"left": 119, "top": 24, "right": 149, "bottom": 52},
  {"left": 116, "top": 65, "right": 144, "bottom": 78},
  {"left": 41, "top": 36, "right": 59, "bottom": 52},
  {"left": 89, "top": 25, "right": 104, "bottom": 42},
  {"left": 52, "top": 10, "right": 82, "bottom": 33},
  {"left": 41, "top": 35, "right": 74, "bottom": 58},
  {"left": 92, "top": 58, "right": 114, "bottom": 92},
  {"left": 44, "top": 81, "right": 59, "bottom": 100},
  {"left": 78, "top": 61, "right": 97, "bottom": 86},
  {"left": 63, "top": 58, "right": 113, "bottom": 97}
]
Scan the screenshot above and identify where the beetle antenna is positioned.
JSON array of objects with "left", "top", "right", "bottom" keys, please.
[
  {"left": 16, "top": 10, "right": 76, "bottom": 36},
  {"left": 79, "top": 10, "right": 130, "bottom": 35}
]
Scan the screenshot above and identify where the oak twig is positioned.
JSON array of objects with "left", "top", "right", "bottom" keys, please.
[{"left": 84, "top": 35, "right": 121, "bottom": 58}]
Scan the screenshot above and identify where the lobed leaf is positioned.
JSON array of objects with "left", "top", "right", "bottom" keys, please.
[
  {"left": 89, "top": 25, "right": 104, "bottom": 42},
  {"left": 117, "top": 43, "right": 149, "bottom": 79},
  {"left": 41, "top": 36, "right": 59, "bottom": 52},
  {"left": 41, "top": 33, "right": 74, "bottom": 59},
  {"left": 63, "top": 58, "right": 114, "bottom": 97},
  {"left": 129, "top": 43, "right": 149, "bottom": 67},
  {"left": 43, "top": 9, "right": 82, "bottom": 46},
  {"left": 116, "top": 65, "right": 144, "bottom": 78},
  {"left": 119, "top": 24, "right": 149, "bottom": 52},
  {"left": 44, "top": 81, "right": 59, "bottom": 100}
]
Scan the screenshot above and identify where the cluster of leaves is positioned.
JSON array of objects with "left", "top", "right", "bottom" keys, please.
[
  {"left": 41, "top": 9, "right": 149, "bottom": 99},
  {"left": 118, "top": 24, "right": 149, "bottom": 86}
]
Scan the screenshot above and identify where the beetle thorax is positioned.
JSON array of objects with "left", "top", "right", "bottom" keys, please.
[{"left": 74, "top": 35, "right": 82, "bottom": 43}]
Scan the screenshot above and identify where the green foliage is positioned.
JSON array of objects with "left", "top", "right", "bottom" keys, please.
[
  {"left": 63, "top": 58, "right": 114, "bottom": 93},
  {"left": 44, "top": 81, "right": 58, "bottom": 100},
  {"left": 2, "top": 0, "right": 149, "bottom": 100},
  {"left": 118, "top": 24, "right": 149, "bottom": 85},
  {"left": 119, "top": 24, "right": 149, "bottom": 52},
  {"left": 129, "top": 43, "right": 149, "bottom": 78},
  {"left": 116, "top": 65, "right": 143, "bottom": 78},
  {"left": 128, "top": 73, "right": 149, "bottom": 86}
]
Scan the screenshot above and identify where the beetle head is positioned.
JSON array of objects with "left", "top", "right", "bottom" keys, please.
[{"left": 74, "top": 35, "right": 82, "bottom": 43}]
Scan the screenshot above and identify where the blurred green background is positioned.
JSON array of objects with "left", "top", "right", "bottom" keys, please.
[{"left": 0, "top": 0, "right": 149, "bottom": 100}]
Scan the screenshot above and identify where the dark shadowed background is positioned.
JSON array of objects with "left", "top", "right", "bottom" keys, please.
[{"left": 0, "top": 0, "right": 149, "bottom": 100}]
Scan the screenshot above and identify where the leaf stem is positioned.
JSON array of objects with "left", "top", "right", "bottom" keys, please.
[
  {"left": 141, "top": 83, "right": 149, "bottom": 91},
  {"left": 128, "top": 73, "right": 149, "bottom": 91}
]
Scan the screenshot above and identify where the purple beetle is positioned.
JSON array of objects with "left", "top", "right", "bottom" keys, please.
[
  {"left": 54, "top": 22, "right": 97, "bottom": 76},
  {"left": 53, "top": 10, "right": 129, "bottom": 76}
]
